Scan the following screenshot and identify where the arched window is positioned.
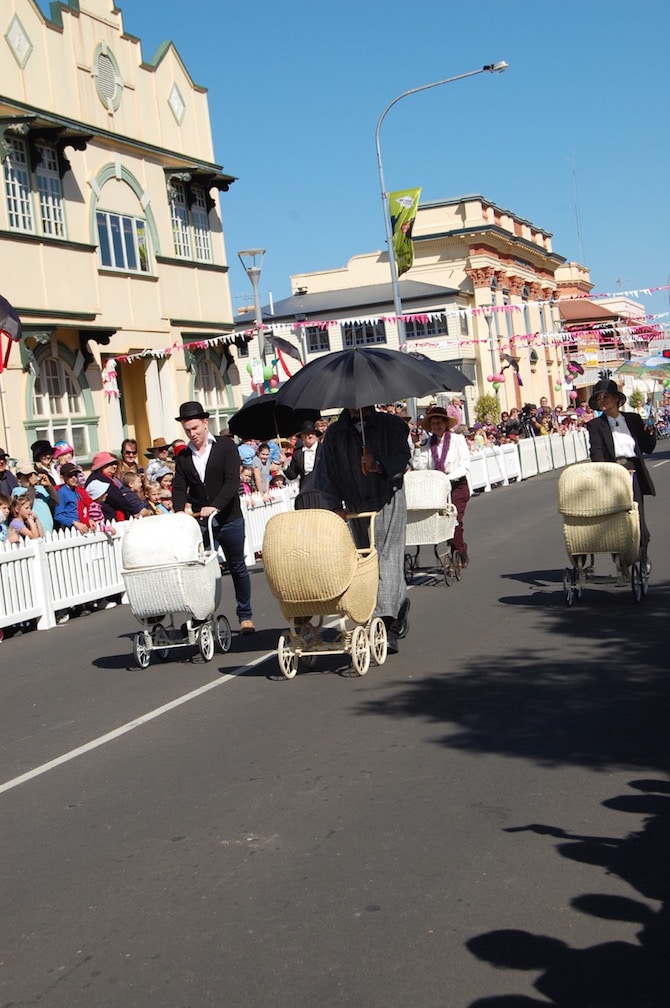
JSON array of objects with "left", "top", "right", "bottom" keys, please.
[
  {"left": 28, "top": 353, "right": 97, "bottom": 458},
  {"left": 193, "top": 356, "right": 234, "bottom": 432}
]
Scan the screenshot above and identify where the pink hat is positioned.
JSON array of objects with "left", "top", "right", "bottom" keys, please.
[
  {"left": 53, "top": 443, "right": 74, "bottom": 459},
  {"left": 90, "top": 451, "right": 118, "bottom": 471}
]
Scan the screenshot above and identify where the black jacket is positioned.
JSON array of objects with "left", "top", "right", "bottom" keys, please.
[
  {"left": 172, "top": 435, "right": 243, "bottom": 524},
  {"left": 586, "top": 411, "right": 656, "bottom": 496}
]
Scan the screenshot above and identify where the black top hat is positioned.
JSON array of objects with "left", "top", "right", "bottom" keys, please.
[
  {"left": 175, "top": 401, "right": 210, "bottom": 422},
  {"left": 588, "top": 379, "right": 626, "bottom": 410},
  {"left": 297, "top": 420, "right": 320, "bottom": 437}
]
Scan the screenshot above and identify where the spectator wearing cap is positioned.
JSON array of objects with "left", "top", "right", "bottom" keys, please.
[
  {"left": 53, "top": 442, "right": 85, "bottom": 486},
  {"left": 54, "top": 463, "right": 96, "bottom": 533},
  {"left": 153, "top": 465, "right": 174, "bottom": 492},
  {"left": 86, "top": 479, "right": 116, "bottom": 535},
  {"left": 144, "top": 438, "right": 171, "bottom": 482},
  {"left": 85, "top": 451, "right": 150, "bottom": 521},
  {"left": 15, "top": 458, "right": 55, "bottom": 533},
  {"left": 172, "top": 400, "right": 255, "bottom": 635},
  {"left": 281, "top": 420, "right": 326, "bottom": 509},
  {"left": 411, "top": 405, "right": 472, "bottom": 567},
  {"left": 0, "top": 447, "right": 19, "bottom": 498}
]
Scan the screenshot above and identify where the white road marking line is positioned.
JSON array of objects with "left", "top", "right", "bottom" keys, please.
[
  {"left": 652, "top": 458, "right": 668, "bottom": 467},
  {"left": 0, "top": 653, "right": 273, "bottom": 796}
]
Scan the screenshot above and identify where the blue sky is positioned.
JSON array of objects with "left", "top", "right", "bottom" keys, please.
[{"left": 39, "top": 1, "right": 670, "bottom": 318}]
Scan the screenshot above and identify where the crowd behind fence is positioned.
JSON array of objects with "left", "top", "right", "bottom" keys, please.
[{"left": 0, "top": 430, "right": 589, "bottom": 634}]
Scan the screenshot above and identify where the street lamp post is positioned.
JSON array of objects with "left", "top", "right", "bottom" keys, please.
[
  {"left": 374, "top": 62, "right": 508, "bottom": 355},
  {"left": 237, "top": 248, "right": 266, "bottom": 362}
]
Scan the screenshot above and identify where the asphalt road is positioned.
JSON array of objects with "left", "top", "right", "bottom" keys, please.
[{"left": 2, "top": 450, "right": 669, "bottom": 1008}]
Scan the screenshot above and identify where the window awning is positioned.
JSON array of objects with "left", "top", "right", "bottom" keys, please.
[
  {"left": 164, "top": 166, "right": 236, "bottom": 209},
  {"left": 0, "top": 114, "right": 92, "bottom": 175}
]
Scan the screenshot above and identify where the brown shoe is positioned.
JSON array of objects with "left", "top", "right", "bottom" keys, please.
[{"left": 240, "top": 619, "right": 256, "bottom": 635}]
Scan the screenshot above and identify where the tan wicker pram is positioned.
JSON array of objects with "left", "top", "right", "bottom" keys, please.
[
  {"left": 557, "top": 461, "right": 649, "bottom": 604},
  {"left": 262, "top": 509, "right": 387, "bottom": 678},
  {"left": 121, "top": 512, "right": 232, "bottom": 666},
  {"left": 403, "top": 470, "right": 459, "bottom": 584}
]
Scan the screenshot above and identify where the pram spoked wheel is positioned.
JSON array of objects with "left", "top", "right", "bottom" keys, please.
[
  {"left": 369, "top": 617, "right": 387, "bottom": 665},
  {"left": 350, "top": 625, "right": 370, "bottom": 676},
  {"left": 562, "top": 566, "right": 583, "bottom": 606},
  {"left": 214, "top": 614, "right": 232, "bottom": 653},
  {"left": 152, "top": 624, "right": 171, "bottom": 661},
  {"left": 198, "top": 622, "right": 215, "bottom": 661},
  {"left": 133, "top": 630, "right": 152, "bottom": 668},
  {"left": 277, "top": 633, "right": 298, "bottom": 679}
]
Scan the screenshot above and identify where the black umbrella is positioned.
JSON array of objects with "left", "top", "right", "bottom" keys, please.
[
  {"left": 500, "top": 352, "right": 523, "bottom": 386},
  {"left": 275, "top": 346, "right": 455, "bottom": 411},
  {"left": 0, "top": 294, "right": 22, "bottom": 342},
  {"left": 228, "top": 393, "right": 320, "bottom": 442},
  {"left": 406, "top": 351, "right": 473, "bottom": 392}
]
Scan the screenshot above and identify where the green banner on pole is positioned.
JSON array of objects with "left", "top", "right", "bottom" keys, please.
[{"left": 390, "top": 187, "right": 421, "bottom": 276}]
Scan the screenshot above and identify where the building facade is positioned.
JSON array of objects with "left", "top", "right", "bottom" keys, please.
[{"left": 1, "top": 0, "right": 247, "bottom": 462}]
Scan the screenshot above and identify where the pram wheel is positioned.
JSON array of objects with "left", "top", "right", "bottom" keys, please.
[
  {"left": 133, "top": 630, "right": 152, "bottom": 668},
  {"left": 277, "top": 633, "right": 298, "bottom": 679},
  {"left": 198, "top": 622, "right": 215, "bottom": 661},
  {"left": 631, "top": 563, "right": 643, "bottom": 604},
  {"left": 350, "top": 625, "right": 370, "bottom": 676},
  {"left": 214, "top": 614, "right": 232, "bottom": 653},
  {"left": 369, "top": 617, "right": 388, "bottom": 665},
  {"left": 563, "top": 567, "right": 580, "bottom": 607},
  {"left": 403, "top": 551, "right": 415, "bottom": 585},
  {"left": 152, "top": 624, "right": 170, "bottom": 661}
]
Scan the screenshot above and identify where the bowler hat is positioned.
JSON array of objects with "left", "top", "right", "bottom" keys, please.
[
  {"left": 175, "top": 401, "right": 209, "bottom": 422},
  {"left": 297, "top": 420, "right": 320, "bottom": 437},
  {"left": 588, "top": 379, "right": 626, "bottom": 410}
]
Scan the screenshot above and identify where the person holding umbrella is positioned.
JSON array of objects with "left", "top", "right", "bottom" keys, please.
[{"left": 312, "top": 406, "right": 411, "bottom": 654}]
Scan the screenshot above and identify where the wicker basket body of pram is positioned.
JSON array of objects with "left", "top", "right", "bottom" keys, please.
[
  {"left": 557, "top": 461, "right": 648, "bottom": 604},
  {"left": 121, "top": 512, "right": 231, "bottom": 666},
  {"left": 403, "top": 470, "right": 459, "bottom": 585},
  {"left": 262, "top": 509, "right": 387, "bottom": 678}
]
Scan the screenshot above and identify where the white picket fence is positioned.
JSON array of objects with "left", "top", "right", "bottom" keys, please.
[{"left": 1, "top": 432, "right": 589, "bottom": 633}]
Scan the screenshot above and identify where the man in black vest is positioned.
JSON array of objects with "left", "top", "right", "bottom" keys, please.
[{"left": 172, "top": 401, "right": 254, "bottom": 634}]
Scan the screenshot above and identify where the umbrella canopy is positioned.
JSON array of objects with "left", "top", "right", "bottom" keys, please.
[
  {"left": 406, "top": 351, "right": 473, "bottom": 392},
  {"left": 275, "top": 346, "right": 457, "bottom": 411},
  {"left": 228, "top": 393, "right": 320, "bottom": 442},
  {"left": 615, "top": 357, "right": 670, "bottom": 382},
  {"left": 0, "top": 295, "right": 22, "bottom": 342}
]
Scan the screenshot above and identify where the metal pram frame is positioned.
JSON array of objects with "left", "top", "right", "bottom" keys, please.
[
  {"left": 403, "top": 470, "right": 459, "bottom": 585},
  {"left": 121, "top": 512, "right": 232, "bottom": 667},
  {"left": 557, "top": 461, "right": 651, "bottom": 605},
  {"left": 262, "top": 509, "right": 388, "bottom": 678}
]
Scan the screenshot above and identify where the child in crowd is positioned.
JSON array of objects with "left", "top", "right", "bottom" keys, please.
[
  {"left": 144, "top": 480, "right": 169, "bottom": 514},
  {"left": 122, "top": 470, "right": 146, "bottom": 499},
  {"left": 239, "top": 465, "right": 254, "bottom": 496},
  {"left": 9, "top": 489, "right": 44, "bottom": 539},
  {"left": 53, "top": 442, "right": 85, "bottom": 485},
  {"left": 269, "top": 472, "right": 286, "bottom": 491},
  {"left": 0, "top": 493, "right": 19, "bottom": 544},
  {"left": 54, "top": 463, "right": 96, "bottom": 533},
  {"left": 85, "top": 480, "right": 116, "bottom": 535},
  {"left": 15, "top": 458, "right": 56, "bottom": 533},
  {"left": 158, "top": 488, "right": 173, "bottom": 512}
]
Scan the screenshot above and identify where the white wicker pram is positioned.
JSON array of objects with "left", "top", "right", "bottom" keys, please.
[
  {"left": 557, "top": 461, "right": 649, "bottom": 604},
  {"left": 121, "top": 512, "right": 231, "bottom": 666},
  {"left": 403, "top": 470, "right": 459, "bottom": 584},
  {"left": 262, "top": 509, "right": 387, "bottom": 678}
]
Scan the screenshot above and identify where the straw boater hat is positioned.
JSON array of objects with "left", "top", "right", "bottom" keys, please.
[
  {"left": 588, "top": 378, "right": 626, "bottom": 410},
  {"left": 420, "top": 406, "right": 458, "bottom": 433}
]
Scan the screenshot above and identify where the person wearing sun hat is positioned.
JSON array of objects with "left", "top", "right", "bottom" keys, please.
[
  {"left": 145, "top": 437, "right": 172, "bottom": 481},
  {"left": 85, "top": 451, "right": 150, "bottom": 521},
  {"left": 411, "top": 405, "right": 473, "bottom": 567},
  {"left": 586, "top": 378, "right": 656, "bottom": 562}
]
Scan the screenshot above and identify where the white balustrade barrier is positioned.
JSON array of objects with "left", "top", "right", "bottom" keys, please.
[{"left": 0, "top": 433, "right": 591, "bottom": 632}]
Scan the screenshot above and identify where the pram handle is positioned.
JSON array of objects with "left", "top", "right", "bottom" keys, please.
[{"left": 344, "top": 510, "right": 378, "bottom": 552}]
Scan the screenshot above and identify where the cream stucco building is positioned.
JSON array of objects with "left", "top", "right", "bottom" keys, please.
[{"left": 1, "top": 0, "right": 246, "bottom": 462}]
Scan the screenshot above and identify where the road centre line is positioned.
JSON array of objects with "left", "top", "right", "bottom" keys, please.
[{"left": 0, "top": 652, "right": 273, "bottom": 796}]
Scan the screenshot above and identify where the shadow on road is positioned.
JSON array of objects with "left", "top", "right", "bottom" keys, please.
[{"left": 355, "top": 578, "right": 670, "bottom": 1007}]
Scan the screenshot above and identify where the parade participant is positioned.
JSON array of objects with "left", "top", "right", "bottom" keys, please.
[
  {"left": 411, "top": 405, "right": 472, "bottom": 568},
  {"left": 172, "top": 401, "right": 255, "bottom": 635}
]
